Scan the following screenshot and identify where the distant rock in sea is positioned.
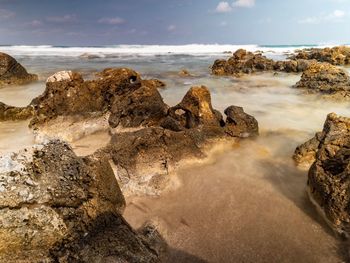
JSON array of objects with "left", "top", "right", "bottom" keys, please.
[{"left": 0, "top": 52, "right": 38, "bottom": 87}]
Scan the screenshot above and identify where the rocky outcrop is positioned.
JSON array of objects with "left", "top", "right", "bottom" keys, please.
[
  {"left": 0, "top": 140, "right": 165, "bottom": 262},
  {"left": 224, "top": 106, "right": 259, "bottom": 138},
  {"left": 293, "top": 62, "right": 350, "bottom": 98},
  {"left": 98, "top": 85, "right": 258, "bottom": 195},
  {"left": 0, "top": 102, "right": 33, "bottom": 121},
  {"left": 295, "top": 113, "right": 350, "bottom": 236},
  {"left": 291, "top": 46, "right": 350, "bottom": 65},
  {"left": 0, "top": 52, "right": 38, "bottom": 87},
  {"left": 293, "top": 132, "right": 322, "bottom": 166},
  {"left": 211, "top": 49, "right": 311, "bottom": 76}
]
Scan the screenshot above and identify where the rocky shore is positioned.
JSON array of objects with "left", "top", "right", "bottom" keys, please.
[
  {"left": 1, "top": 46, "right": 350, "bottom": 261},
  {"left": 0, "top": 52, "right": 260, "bottom": 261}
]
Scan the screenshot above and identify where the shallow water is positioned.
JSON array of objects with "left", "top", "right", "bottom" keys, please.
[{"left": 1, "top": 52, "right": 350, "bottom": 262}]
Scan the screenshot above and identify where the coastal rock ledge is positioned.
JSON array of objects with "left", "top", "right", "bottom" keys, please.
[
  {"left": 0, "top": 140, "right": 166, "bottom": 262},
  {"left": 0, "top": 52, "right": 38, "bottom": 87},
  {"left": 294, "top": 113, "right": 350, "bottom": 237}
]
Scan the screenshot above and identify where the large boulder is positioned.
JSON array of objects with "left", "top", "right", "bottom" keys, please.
[
  {"left": 0, "top": 52, "right": 38, "bottom": 87},
  {"left": 293, "top": 62, "right": 350, "bottom": 98},
  {"left": 0, "top": 140, "right": 164, "bottom": 262},
  {"left": 167, "top": 86, "right": 224, "bottom": 130},
  {"left": 0, "top": 102, "right": 33, "bottom": 121},
  {"left": 296, "top": 113, "right": 350, "bottom": 236},
  {"left": 224, "top": 106, "right": 259, "bottom": 138}
]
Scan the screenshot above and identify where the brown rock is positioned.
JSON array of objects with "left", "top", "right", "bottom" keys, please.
[
  {"left": 0, "top": 102, "right": 33, "bottom": 121},
  {"left": 224, "top": 106, "right": 259, "bottom": 138},
  {"left": 298, "top": 113, "right": 350, "bottom": 236},
  {"left": 0, "top": 52, "right": 38, "bottom": 87},
  {"left": 293, "top": 62, "right": 350, "bottom": 98},
  {"left": 291, "top": 46, "right": 350, "bottom": 65},
  {"left": 0, "top": 140, "right": 163, "bottom": 262}
]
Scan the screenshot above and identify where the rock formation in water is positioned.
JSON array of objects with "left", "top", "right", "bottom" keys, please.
[
  {"left": 294, "top": 113, "right": 350, "bottom": 237},
  {"left": 290, "top": 46, "right": 350, "bottom": 66},
  {"left": 0, "top": 52, "right": 38, "bottom": 87},
  {"left": 0, "top": 140, "right": 166, "bottom": 262},
  {"left": 97, "top": 85, "right": 258, "bottom": 195},
  {"left": 293, "top": 62, "right": 350, "bottom": 98},
  {"left": 211, "top": 49, "right": 311, "bottom": 76},
  {"left": 0, "top": 67, "right": 259, "bottom": 195}
]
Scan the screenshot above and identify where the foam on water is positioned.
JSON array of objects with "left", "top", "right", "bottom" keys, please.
[{"left": 0, "top": 43, "right": 343, "bottom": 57}]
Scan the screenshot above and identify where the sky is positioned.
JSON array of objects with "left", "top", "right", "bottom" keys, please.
[{"left": 0, "top": 0, "right": 349, "bottom": 46}]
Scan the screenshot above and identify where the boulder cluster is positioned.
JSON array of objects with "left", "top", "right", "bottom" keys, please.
[
  {"left": 212, "top": 49, "right": 311, "bottom": 76},
  {"left": 290, "top": 46, "right": 350, "bottom": 66},
  {"left": 0, "top": 52, "right": 37, "bottom": 87},
  {"left": 294, "top": 113, "right": 350, "bottom": 237}
]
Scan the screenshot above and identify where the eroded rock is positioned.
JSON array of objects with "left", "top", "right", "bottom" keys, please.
[
  {"left": 291, "top": 46, "right": 350, "bottom": 65},
  {"left": 211, "top": 49, "right": 311, "bottom": 76},
  {"left": 293, "top": 62, "right": 350, "bottom": 98},
  {"left": 0, "top": 140, "right": 164, "bottom": 262},
  {"left": 224, "top": 106, "right": 259, "bottom": 138},
  {"left": 296, "top": 113, "right": 350, "bottom": 236},
  {"left": 0, "top": 52, "right": 38, "bottom": 87}
]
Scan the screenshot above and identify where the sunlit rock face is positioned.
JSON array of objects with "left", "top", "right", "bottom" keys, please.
[
  {"left": 296, "top": 113, "right": 350, "bottom": 237},
  {"left": 0, "top": 140, "right": 165, "bottom": 262}
]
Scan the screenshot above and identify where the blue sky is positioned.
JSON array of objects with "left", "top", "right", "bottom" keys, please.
[{"left": 0, "top": 0, "right": 349, "bottom": 45}]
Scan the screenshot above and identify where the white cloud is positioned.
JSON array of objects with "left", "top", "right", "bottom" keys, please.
[
  {"left": 98, "top": 17, "right": 125, "bottom": 25},
  {"left": 220, "top": 21, "right": 228, "bottom": 26},
  {"left": 0, "top": 9, "right": 14, "bottom": 20},
  {"left": 29, "top": 20, "right": 42, "bottom": 27},
  {"left": 233, "top": 0, "right": 255, "bottom": 8},
  {"left": 298, "top": 10, "right": 346, "bottom": 24},
  {"left": 216, "top": 2, "right": 232, "bottom": 13},
  {"left": 167, "top": 24, "right": 176, "bottom": 32},
  {"left": 46, "top": 14, "right": 77, "bottom": 23}
]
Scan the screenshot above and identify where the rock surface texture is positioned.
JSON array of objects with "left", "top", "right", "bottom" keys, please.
[
  {"left": 211, "top": 49, "right": 311, "bottom": 76},
  {"left": 0, "top": 140, "right": 165, "bottom": 262},
  {"left": 295, "top": 113, "right": 350, "bottom": 237},
  {"left": 0, "top": 52, "right": 38, "bottom": 87},
  {"left": 293, "top": 62, "right": 350, "bottom": 98},
  {"left": 291, "top": 46, "right": 350, "bottom": 65}
]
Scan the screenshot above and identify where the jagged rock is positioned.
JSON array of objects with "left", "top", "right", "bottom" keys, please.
[
  {"left": 293, "top": 132, "right": 323, "bottom": 166},
  {"left": 168, "top": 86, "right": 224, "bottom": 129},
  {"left": 0, "top": 52, "right": 38, "bottom": 87},
  {"left": 224, "top": 106, "right": 259, "bottom": 138},
  {"left": 297, "top": 113, "right": 350, "bottom": 236},
  {"left": 291, "top": 46, "right": 350, "bottom": 65},
  {"left": 97, "top": 126, "right": 226, "bottom": 196},
  {"left": 108, "top": 80, "right": 169, "bottom": 128},
  {"left": 293, "top": 62, "right": 350, "bottom": 98},
  {"left": 0, "top": 140, "right": 164, "bottom": 262},
  {"left": 178, "top": 69, "right": 193, "bottom": 77},
  {"left": 143, "top": 79, "right": 166, "bottom": 89},
  {"left": 0, "top": 102, "right": 33, "bottom": 121},
  {"left": 211, "top": 49, "right": 310, "bottom": 76},
  {"left": 46, "top": 70, "right": 76, "bottom": 83}
]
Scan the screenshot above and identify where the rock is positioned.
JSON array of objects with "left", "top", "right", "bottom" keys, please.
[
  {"left": 0, "top": 52, "right": 38, "bottom": 87},
  {"left": 211, "top": 49, "right": 310, "bottom": 76},
  {"left": 46, "top": 70, "right": 76, "bottom": 83},
  {"left": 168, "top": 86, "right": 224, "bottom": 129},
  {"left": 291, "top": 46, "right": 350, "bottom": 65},
  {"left": 293, "top": 62, "right": 350, "bottom": 98},
  {"left": 108, "top": 81, "right": 169, "bottom": 128},
  {"left": 29, "top": 68, "right": 142, "bottom": 127},
  {"left": 224, "top": 106, "right": 259, "bottom": 138},
  {"left": 97, "top": 126, "right": 226, "bottom": 196},
  {"left": 79, "top": 53, "right": 102, "bottom": 59},
  {"left": 178, "top": 69, "right": 193, "bottom": 77},
  {"left": 297, "top": 113, "right": 350, "bottom": 236},
  {"left": 293, "top": 132, "right": 323, "bottom": 166},
  {"left": 0, "top": 140, "right": 163, "bottom": 262},
  {"left": 143, "top": 79, "right": 166, "bottom": 89},
  {"left": 0, "top": 102, "right": 33, "bottom": 121}
]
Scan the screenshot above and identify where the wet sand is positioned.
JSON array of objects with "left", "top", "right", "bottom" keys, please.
[{"left": 124, "top": 132, "right": 343, "bottom": 263}]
